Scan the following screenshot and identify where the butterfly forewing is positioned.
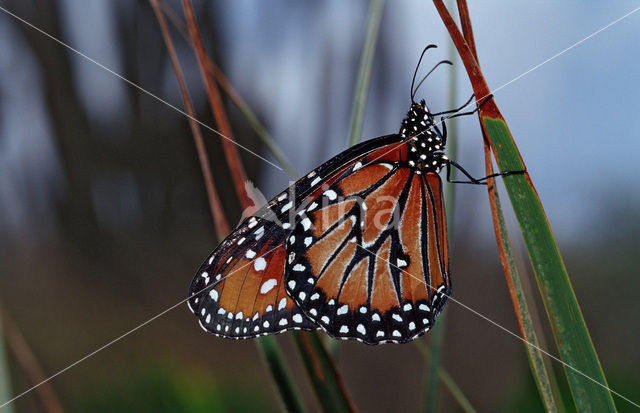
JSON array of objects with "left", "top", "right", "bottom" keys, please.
[
  {"left": 284, "top": 147, "right": 451, "bottom": 344},
  {"left": 188, "top": 134, "right": 406, "bottom": 339}
]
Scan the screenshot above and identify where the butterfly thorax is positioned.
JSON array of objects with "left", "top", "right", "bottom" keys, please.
[{"left": 400, "top": 100, "right": 447, "bottom": 173}]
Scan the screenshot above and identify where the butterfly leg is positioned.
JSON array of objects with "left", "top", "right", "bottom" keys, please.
[
  {"left": 435, "top": 95, "right": 493, "bottom": 119},
  {"left": 446, "top": 160, "right": 525, "bottom": 185},
  {"left": 430, "top": 93, "right": 476, "bottom": 116}
]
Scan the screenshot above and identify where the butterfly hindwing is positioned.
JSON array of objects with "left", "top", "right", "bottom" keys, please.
[
  {"left": 284, "top": 145, "right": 451, "bottom": 344},
  {"left": 188, "top": 217, "right": 318, "bottom": 339}
]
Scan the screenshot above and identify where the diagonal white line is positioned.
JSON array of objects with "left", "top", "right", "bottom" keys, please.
[
  {"left": 1, "top": 4, "right": 640, "bottom": 411},
  {"left": 352, "top": 242, "right": 640, "bottom": 409},
  {"left": 0, "top": 242, "right": 283, "bottom": 410},
  {"left": 0, "top": 5, "right": 283, "bottom": 171},
  {"left": 491, "top": 5, "right": 640, "bottom": 95}
]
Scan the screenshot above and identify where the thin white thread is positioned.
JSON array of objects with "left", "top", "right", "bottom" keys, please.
[
  {"left": 0, "top": 5, "right": 283, "bottom": 172},
  {"left": 353, "top": 243, "right": 640, "bottom": 409},
  {"left": 491, "top": 6, "right": 640, "bottom": 95},
  {"left": 1, "top": 4, "right": 638, "bottom": 411},
  {"left": 0, "top": 243, "right": 282, "bottom": 410}
]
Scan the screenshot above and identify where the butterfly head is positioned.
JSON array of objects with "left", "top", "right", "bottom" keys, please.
[{"left": 401, "top": 100, "right": 447, "bottom": 173}]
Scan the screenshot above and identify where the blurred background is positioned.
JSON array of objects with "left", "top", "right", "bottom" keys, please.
[{"left": 1, "top": 1, "right": 639, "bottom": 412}]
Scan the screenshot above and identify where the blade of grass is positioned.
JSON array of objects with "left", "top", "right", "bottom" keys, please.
[
  {"left": 151, "top": 3, "right": 308, "bottom": 411},
  {"left": 423, "top": 17, "right": 458, "bottom": 411},
  {"left": 157, "top": 0, "right": 298, "bottom": 179},
  {"left": 0, "top": 315, "right": 14, "bottom": 413},
  {"left": 182, "top": 0, "right": 254, "bottom": 211},
  {"left": 415, "top": 340, "right": 477, "bottom": 413},
  {"left": 433, "top": 1, "right": 621, "bottom": 410},
  {"left": 455, "top": 2, "right": 562, "bottom": 411},
  {"left": 0, "top": 308, "right": 63, "bottom": 413},
  {"left": 149, "top": 0, "right": 230, "bottom": 239},
  {"left": 484, "top": 167, "right": 563, "bottom": 412},
  {"left": 291, "top": 332, "right": 357, "bottom": 413},
  {"left": 346, "top": 0, "right": 385, "bottom": 147},
  {"left": 257, "top": 336, "right": 307, "bottom": 413}
]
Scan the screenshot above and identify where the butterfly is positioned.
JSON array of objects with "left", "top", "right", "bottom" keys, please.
[{"left": 187, "top": 45, "right": 507, "bottom": 344}]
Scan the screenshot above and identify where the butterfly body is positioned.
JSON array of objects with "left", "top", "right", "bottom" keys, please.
[{"left": 188, "top": 99, "right": 451, "bottom": 344}]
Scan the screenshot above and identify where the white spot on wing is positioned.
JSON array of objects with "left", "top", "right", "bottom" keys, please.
[
  {"left": 419, "top": 304, "right": 430, "bottom": 312},
  {"left": 208, "top": 289, "right": 219, "bottom": 301},
  {"left": 278, "top": 297, "right": 287, "bottom": 310},
  {"left": 254, "top": 257, "right": 267, "bottom": 271},
  {"left": 260, "top": 279, "right": 277, "bottom": 294},
  {"left": 337, "top": 305, "right": 349, "bottom": 315},
  {"left": 324, "top": 190, "right": 337, "bottom": 200}
]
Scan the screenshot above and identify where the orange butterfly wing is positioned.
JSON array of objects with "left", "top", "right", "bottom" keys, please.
[
  {"left": 284, "top": 146, "right": 450, "bottom": 344},
  {"left": 188, "top": 135, "right": 405, "bottom": 339}
]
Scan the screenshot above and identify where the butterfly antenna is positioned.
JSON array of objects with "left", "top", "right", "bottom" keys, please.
[
  {"left": 412, "top": 60, "right": 453, "bottom": 100},
  {"left": 411, "top": 44, "right": 438, "bottom": 102}
]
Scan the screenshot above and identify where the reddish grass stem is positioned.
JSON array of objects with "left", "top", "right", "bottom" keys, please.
[
  {"left": 182, "top": 0, "right": 254, "bottom": 212},
  {"left": 0, "top": 308, "right": 63, "bottom": 413},
  {"left": 149, "top": 0, "right": 230, "bottom": 239}
]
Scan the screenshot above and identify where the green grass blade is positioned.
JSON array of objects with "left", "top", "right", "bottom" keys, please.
[
  {"left": 346, "top": 0, "right": 385, "bottom": 147},
  {"left": 415, "top": 340, "right": 477, "bottom": 413},
  {"left": 0, "top": 319, "right": 15, "bottom": 413},
  {"left": 483, "top": 117, "right": 619, "bottom": 412},
  {"left": 491, "top": 182, "right": 563, "bottom": 412},
  {"left": 257, "top": 336, "right": 307, "bottom": 413},
  {"left": 291, "top": 332, "right": 356, "bottom": 413}
]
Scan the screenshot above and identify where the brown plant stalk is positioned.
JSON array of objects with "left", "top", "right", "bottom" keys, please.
[
  {"left": 182, "top": 0, "right": 254, "bottom": 212},
  {"left": 0, "top": 307, "right": 63, "bottom": 413},
  {"left": 149, "top": 0, "right": 230, "bottom": 239},
  {"left": 453, "top": 0, "right": 527, "bottom": 340}
]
